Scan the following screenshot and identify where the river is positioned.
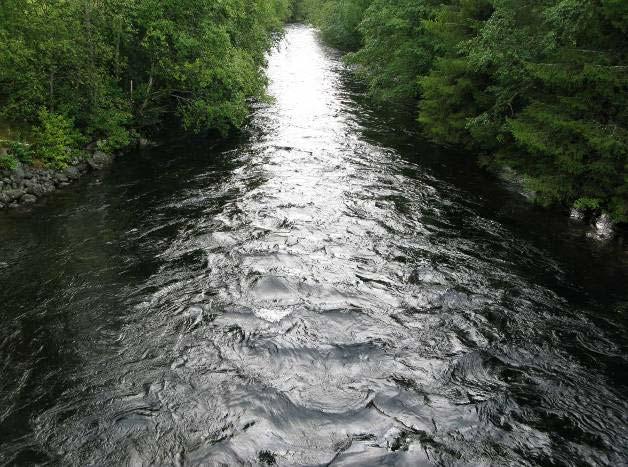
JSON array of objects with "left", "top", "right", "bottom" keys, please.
[{"left": 1, "top": 24, "right": 627, "bottom": 466}]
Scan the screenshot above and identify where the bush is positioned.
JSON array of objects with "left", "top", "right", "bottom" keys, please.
[
  {"left": 32, "top": 109, "right": 84, "bottom": 169},
  {"left": 8, "top": 140, "right": 34, "bottom": 164},
  {"left": 0, "top": 152, "right": 18, "bottom": 170},
  {"left": 302, "top": 0, "right": 371, "bottom": 50},
  {"left": 0, "top": 139, "right": 33, "bottom": 169}
]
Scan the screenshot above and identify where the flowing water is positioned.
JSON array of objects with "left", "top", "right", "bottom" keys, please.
[{"left": 1, "top": 25, "right": 627, "bottom": 466}]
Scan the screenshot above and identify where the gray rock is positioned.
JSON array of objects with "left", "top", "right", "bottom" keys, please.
[
  {"left": 54, "top": 172, "right": 69, "bottom": 184},
  {"left": 22, "top": 167, "right": 34, "bottom": 179},
  {"left": 0, "top": 189, "right": 25, "bottom": 203},
  {"left": 87, "top": 151, "right": 113, "bottom": 170},
  {"left": 42, "top": 182, "right": 55, "bottom": 194},
  {"left": 10, "top": 165, "right": 25, "bottom": 181},
  {"left": 64, "top": 166, "right": 81, "bottom": 180},
  {"left": 8, "top": 201, "right": 19, "bottom": 208},
  {"left": 24, "top": 180, "right": 46, "bottom": 197},
  {"left": 20, "top": 193, "right": 37, "bottom": 204}
]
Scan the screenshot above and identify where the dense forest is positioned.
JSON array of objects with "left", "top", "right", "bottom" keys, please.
[
  {"left": 0, "top": 0, "right": 293, "bottom": 168},
  {"left": 1, "top": 1, "right": 626, "bottom": 223},
  {"left": 300, "top": 0, "right": 628, "bottom": 223}
]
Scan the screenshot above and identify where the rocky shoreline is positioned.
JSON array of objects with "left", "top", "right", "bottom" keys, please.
[
  {"left": 1, "top": 146, "right": 622, "bottom": 242},
  {"left": 0, "top": 150, "right": 114, "bottom": 209}
]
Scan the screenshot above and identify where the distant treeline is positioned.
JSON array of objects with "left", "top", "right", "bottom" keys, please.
[
  {"left": 301, "top": 0, "right": 628, "bottom": 222},
  {"left": 0, "top": 0, "right": 293, "bottom": 168}
]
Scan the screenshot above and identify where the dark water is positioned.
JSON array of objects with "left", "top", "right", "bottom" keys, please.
[{"left": 1, "top": 25, "right": 627, "bottom": 466}]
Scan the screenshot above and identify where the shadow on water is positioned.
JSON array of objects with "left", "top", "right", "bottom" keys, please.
[
  {"left": 351, "top": 78, "right": 628, "bottom": 311},
  {"left": 0, "top": 24, "right": 626, "bottom": 466}
]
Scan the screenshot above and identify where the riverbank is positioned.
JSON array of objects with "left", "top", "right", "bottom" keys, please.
[
  {"left": 493, "top": 165, "right": 622, "bottom": 240},
  {"left": 0, "top": 150, "right": 115, "bottom": 209}
]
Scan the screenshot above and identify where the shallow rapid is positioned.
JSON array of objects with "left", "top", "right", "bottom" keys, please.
[{"left": 1, "top": 25, "right": 627, "bottom": 466}]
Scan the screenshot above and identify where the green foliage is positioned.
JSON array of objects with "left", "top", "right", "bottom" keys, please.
[
  {"left": 0, "top": 149, "right": 18, "bottom": 170},
  {"left": 348, "top": 0, "right": 440, "bottom": 101},
  {"left": 32, "top": 109, "right": 84, "bottom": 169},
  {"left": 574, "top": 197, "right": 602, "bottom": 211},
  {"left": 301, "top": 0, "right": 372, "bottom": 50},
  {"left": 418, "top": 0, "right": 495, "bottom": 149},
  {"left": 305, "top": 0, "right": 628, "bottom": 222},
  {"left": 7, "top": 141, "right": 34, "bottom": 165},
  {"left": 0, "top": 0, "right": 293, "bottom": 163},
  {"left": 0, "top": 137, "right": 34, "bottom": 169}
]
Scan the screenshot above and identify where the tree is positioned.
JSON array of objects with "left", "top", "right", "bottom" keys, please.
[
  {"left": 0, "top": 0, "right": 293, "bottom": 167},
  {"left": 304, "top": 0, "right": 628, "bottom": 221},
  {"left": 348, "top": 0, "right": 441, "bottom": 101}
]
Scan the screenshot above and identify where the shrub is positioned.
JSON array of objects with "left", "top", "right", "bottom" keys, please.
[
  {"left": 32, "top": 109, "right": 84, "bottom": 169},
  {"left": 8, "top": 140, "right": 34, "bottom": 164},
  {"left": 0, "top": 139, "right": 32, "bottom": 169},
  {"left": 0, "top": 152, "right": 18, "bottom": 170}
]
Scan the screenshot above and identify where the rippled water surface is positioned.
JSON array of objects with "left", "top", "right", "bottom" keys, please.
[{"left": 1, "top": 25, "right": 627, "bottom": 466}]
